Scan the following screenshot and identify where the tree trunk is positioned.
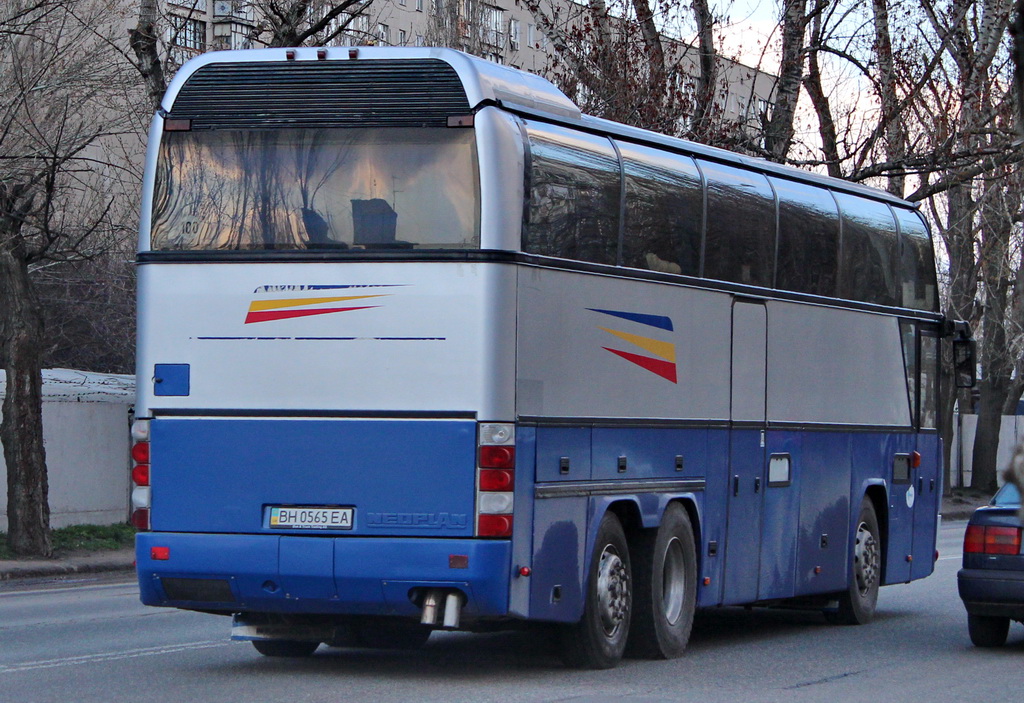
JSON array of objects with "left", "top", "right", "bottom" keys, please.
[
  {"left": 971, "top": 375, "right": 1007, "bottom": 494},
  {"left": 763, "top": 0, "right": 807, "bottom": 162},
  {"left": 0, "top": 248, "right": 52, "bottom": 557}
]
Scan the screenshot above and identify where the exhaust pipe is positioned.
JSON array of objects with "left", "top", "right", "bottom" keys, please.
[
  {"left": 442, "top": 591, "right": 463, "bottom": 629},
  {"left": 420, "top": 589, "right": 442, "bottom": 626}
]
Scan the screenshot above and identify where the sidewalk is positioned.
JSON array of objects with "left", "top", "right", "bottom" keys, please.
[
  {"left": 0, "top": 547, "right": 135, "bottom": 582},
  {"left": 0, "top": 492, "right": 993, "bottom": 582}
]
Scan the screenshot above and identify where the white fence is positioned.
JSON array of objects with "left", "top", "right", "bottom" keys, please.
[
  {"left": 0, "top": 369, "right": 134, "bottom": 530},
  {"left": 949, "top": 413, "right": 1023, "bottom": 489}
]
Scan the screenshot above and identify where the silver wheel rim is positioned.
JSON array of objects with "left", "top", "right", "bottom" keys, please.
[
  {"left": 853, "top": 520, "right": 879, "bottom": 596},
  {"left": 661, "top": 537, "right": 686, "bottom": 625},
  {"left": 596, "top": 544, "right": 630, "bottom": 636}
]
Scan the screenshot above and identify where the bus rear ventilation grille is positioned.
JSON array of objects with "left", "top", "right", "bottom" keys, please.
[{"left": 169, "top": 60, "right": 471, "bottom": 129}]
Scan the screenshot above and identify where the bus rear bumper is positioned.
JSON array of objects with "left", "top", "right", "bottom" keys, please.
[{"left": 136, "top": 532, "right": 511, "bottom": 618}]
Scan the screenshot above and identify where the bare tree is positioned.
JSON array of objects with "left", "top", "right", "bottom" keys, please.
[{"left": 1, "top": 0, "right": 135, "bottom": 556}]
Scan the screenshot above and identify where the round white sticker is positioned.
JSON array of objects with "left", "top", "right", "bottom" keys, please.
[{"left": 906, "top": 484, "right": 916, "bottom": 509}]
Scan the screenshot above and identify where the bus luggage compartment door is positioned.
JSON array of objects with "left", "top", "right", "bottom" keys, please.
[{"left": 148, "top": 417, "right": 478, "bottom": 538}]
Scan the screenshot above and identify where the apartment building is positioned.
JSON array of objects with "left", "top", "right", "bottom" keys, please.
[{"left": 164, "top": 0, "right": 776, "bottom": 130}]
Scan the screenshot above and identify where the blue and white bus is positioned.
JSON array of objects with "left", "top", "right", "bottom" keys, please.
[{"left": 132, "top": 47, "right": 967, "bottom": 668}]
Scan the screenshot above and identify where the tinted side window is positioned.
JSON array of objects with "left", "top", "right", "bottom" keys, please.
[
  {"left": 834, "top": 193, "right": 898, "bottom": 306},
  {"left": 894, "top": 208, "right": 939, "bottom": 312},
  {"left": 523, "top": 122, "right": 620, "bottom": 265},
  {"left": 772, "top": 177, "right": 840, "bottom": 297},
  {"left": 619, "top": 142, "right": 703, "bottom": 276},
  {"left": 700, "top": 160, "right": 775, "bottom": 287}
]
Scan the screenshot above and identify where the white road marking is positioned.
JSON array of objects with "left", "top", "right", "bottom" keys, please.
[{"left": 0, "top": 640, "right": 231, "bottom": 674}]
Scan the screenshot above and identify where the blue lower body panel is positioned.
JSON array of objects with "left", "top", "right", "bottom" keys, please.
[{"left": 137, "top": 532, "right": 512, "bottom": 618}]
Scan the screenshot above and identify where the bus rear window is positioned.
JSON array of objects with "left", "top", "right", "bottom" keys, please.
[{"left": 151, "top": 127, "right": 479, "bottom": 251}]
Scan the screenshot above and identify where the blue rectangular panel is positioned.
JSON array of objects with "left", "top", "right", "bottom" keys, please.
[
  {"left": 153, "top": 364, "right": 190, "bottom": 396},
  {"left": 150, "top": 418, "right": 477, "bottom": 537}
]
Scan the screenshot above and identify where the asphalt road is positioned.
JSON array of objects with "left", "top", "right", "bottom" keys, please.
[{"left": 0, "top": 519, "right": 1020, "bottom": 703}]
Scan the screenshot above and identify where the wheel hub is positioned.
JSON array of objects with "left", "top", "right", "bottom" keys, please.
[
  {"left": 596, "top": 546, "right": 630, "bottom": 636},
  {"left": 853, "top": 521, "right": 879, "bottom": 595}
]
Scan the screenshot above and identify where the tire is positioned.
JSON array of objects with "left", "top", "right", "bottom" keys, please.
[
  {"left": 353, "top": 618, "right": 432, "bottom": 650},
  {"left": 626, "top": 503, "right": 697, "bottom": 659},
  {"left": 251, "top": 639, "right": 320, "bottom": 657},
  {"left": 968, "top": 614, "right": 1010, "bottom": 647},
  {"left": 560, "top": 512, "right": 632, "bottom": 669},
  {"left": 826, "top": 497, "right": 881, "bottom": 625}
]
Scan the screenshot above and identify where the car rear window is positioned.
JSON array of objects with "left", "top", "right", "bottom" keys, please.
[{"left": 992, "top": 482, "right": 1021, "bottom": 506}]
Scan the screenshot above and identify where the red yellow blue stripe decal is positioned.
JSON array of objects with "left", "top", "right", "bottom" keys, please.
[
  {"left": 590, "top": 308, "right": 677, "bottom": 383},
  {"left": 245, "top": 285, "right": 398, "bottom": 324}
]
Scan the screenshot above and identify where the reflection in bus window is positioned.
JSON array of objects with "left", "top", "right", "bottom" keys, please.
[
  {"left": 151, "top": 128, "right": 479, "bottom": 251},
  {"left": 619, "top": 142, "right": 702, "bottom": 276},
  {"left": 894, "top": 208, "right": 939, "bottom": 312},
  {"left": 523, "top": 123, "right": 620, "bottom": 265},
  {"left": 773, "top": 177, "right": 839, "bottom": 296},
  {"left": 920, "top": 332, "right": 938, "bottom": 428},
  {"left": 834, "top": 193, "right": 898, "bottom": 306},
  {"left": 700, "top": 160, "right": 775, "bottom": 287}
]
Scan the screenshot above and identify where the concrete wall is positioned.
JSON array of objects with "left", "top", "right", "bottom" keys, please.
[
  {"left": 0, "top": 400, "right": 131, "bottom": 530},
  {"left": 950, "top": 414, "right": 1024, "bottom": 489}
]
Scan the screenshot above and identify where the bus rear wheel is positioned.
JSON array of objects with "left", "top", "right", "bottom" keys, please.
[
  {"left": 826, "top": 497, "right": 881, "bottom": 625},
  {"left": 251, "top": 639, "right": 320, "bottom": 657},
  {"left": 559, "top": 512, "right": 632, "bottom": 669},
  {"left": 626, "top": 503, "right": 697, "bottom": 659}
]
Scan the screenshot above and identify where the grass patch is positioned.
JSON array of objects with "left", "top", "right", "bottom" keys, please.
[{"left": 0, "top": 523, "right": 136, "bottom": 560}]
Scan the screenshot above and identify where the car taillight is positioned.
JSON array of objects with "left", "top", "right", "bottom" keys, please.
[
  {"left": 964, "top": 524, "right": 1023, "bottom": 555},
  {"left": 131, "top": 419, "right": 151, "bottom": 531},
  {"left": 477, "top": 423, "right": 514, "bottom": 538}
]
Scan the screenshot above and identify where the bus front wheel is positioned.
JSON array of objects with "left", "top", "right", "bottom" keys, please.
[
  {"left": 560, "top": 512, "right": 632, "bottom": 669},
  {"left": 626, "top": 503, "right": 697, "bottom": 659},
  {"left": 826, "top": 497, "right": 881, "bottom": 625}
]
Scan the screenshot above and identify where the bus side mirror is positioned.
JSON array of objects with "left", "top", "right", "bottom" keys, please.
[{"left": 953, "top": 338, "right": 977, "bottom": 389}]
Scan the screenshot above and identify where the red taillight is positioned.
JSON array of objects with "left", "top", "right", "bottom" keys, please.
[
  {"left": 132, "top": 463, "right": 150, "bottom": 487},
  {"left": 151, "top": 546, "right": 170, "bottom": 560},
  {"left": 131, "top": 508, "right": 150, "bottom": 530},
  {"left": 477, "top": 423, "right": 515, "bottom": 538},
  {"left": 477, "top": 514, "right": 513, "bottom": 537},
  {"left": 479, "top": 468, "right": 514, "bottom": 491},
  {"left": 964, "top": 524, "right": 1023, "bottom": 555},
  {"left": 132, "top": 442, "right": 150, "bottom": 463},
  {"left": 479, "top": 445, "right": 515, "bottom": 469}
]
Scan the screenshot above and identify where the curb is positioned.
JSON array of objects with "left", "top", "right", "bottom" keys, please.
[{"left": 0, "top": 549, "right": 135, "bottom": 582}]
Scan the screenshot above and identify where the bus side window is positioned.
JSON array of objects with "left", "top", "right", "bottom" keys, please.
[
  {"left": 772, "top": 177, "right": 840, "bottom": 297},
  {"left": 699, "top": 159, "right": 775, "bottom": 287},
  {"left": 893, "top": 208, "right": 939, "bottom": 312},
  {"left": 523, "top": 123, "right": 620, "bottom": 266},
  {"left": 920, "top": 330, "right": 939, "bottom": 429},
  {"left": 618, "top": 142, "right": 702, "bottom": 276},
  {"left": 900, "top": 320, "right": 919, "bottom": 426},
  {"left": 834, "top": 193, "right": 899, "bottom": 307}
]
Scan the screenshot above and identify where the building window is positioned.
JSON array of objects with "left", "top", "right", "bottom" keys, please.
[
  {"left": 398, "top": 29, "right": 407, "bottom": 45},
  {"left": 399, "top": 0, "right": 407, "bottom": 5},
  {"left": 482, "top": 5, "right": 504, "bottom": 46},
  {"left": 416, "top": 0, "right": 423, "bottom": 10},
  {"left": 228, "top": 22, "right": 252, "bottom": 49},
  {"left": 346, "top": 13, "right": 369, "bottom": 43},
  {"left": 377, "top": 23, "right": 389, "bottom": 44},
  {"left": 169, "top": 16, "right": 206, "bottom": 66},
  {"left": 509, "top": 18, "right": 520, "bottom": 50},
  {"left": 527, "top": 23, "right": 535, "bottom": 47},
  {"left": 415, "top": 34, "right": 425, "bottom": 46}
]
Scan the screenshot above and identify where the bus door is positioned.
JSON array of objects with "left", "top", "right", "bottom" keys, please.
[{"left": 723, "top": 300, "right": 767, "bottom": 604}]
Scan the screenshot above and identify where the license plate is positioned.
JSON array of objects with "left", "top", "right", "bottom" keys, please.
[{"left": 268, "top": 506, "right": 353, "bottom": 530}]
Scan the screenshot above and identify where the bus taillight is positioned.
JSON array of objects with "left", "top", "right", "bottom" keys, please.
[
  {"left": 477, "top": 423, "right": 515, "bottom": 538},
  {"left": 131, "top": 419, "right": 152, "bottom": 531}
]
